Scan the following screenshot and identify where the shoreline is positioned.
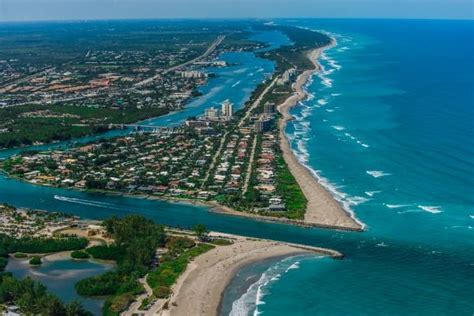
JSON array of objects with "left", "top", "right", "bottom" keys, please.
[
  {"left": 164, "top": 234, "right": 341, "bottom": 316},
  {"left": 1, "top": 171, "right": 363, "bottom": 232},
  {"left": 277, "top": 41, "right": 364, "bottom": 231},
  {"left": 0, "top": 42, "right": 364, "bottom": 232}
]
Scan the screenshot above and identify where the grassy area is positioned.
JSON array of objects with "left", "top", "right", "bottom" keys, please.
[{"left": 147, "top": 243, "right": 214, "bottom": 298}]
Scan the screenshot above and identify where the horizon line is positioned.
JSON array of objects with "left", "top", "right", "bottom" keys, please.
[{"left": 0, "top": 16, "right": 473, "bottom": 24}]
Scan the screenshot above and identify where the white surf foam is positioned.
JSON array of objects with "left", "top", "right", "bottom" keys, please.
[
  {"left": 418, "top": 205, "right": 443, "bottom": 214},
  {"left": 347, "top": 196, "right": 370, "bottom": 206},
  {"left": 230, "top": 256, "right": 313, "bottom": 316},
  {"left": 366, "top": 170, "right": 391, "bottom": 178},
  {"left": 332, "top": 125, "right": 345, "bottom": 131},
  {"left": 285, "top": 261, "right": 300, "bottom": 273},
  {"left": 365, "top": 191, "right": 382, "bottom": 197},
  {"left": 385, "top": 204, "right": 412, "bottom": 209},
  {"left": 318, "top": 99, "right": 328, "bottom": 106},
  {"left": 325, "top": 109, "right": 335, "bottom": 113},
  {"left": 397, "top": 209, "right": 422, "bottom": 214}
]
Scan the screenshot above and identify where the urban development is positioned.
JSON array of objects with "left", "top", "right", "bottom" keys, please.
[{"left": 0, "top": 20, "right": 353, "bottom": 316}]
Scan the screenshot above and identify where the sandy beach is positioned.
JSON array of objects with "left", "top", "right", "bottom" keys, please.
[
  {"left": 162, "top": 235, "right": 341, "bottom": 316},
  {"left": 277, "top": 43, "right": 363, "bottom": 231}
]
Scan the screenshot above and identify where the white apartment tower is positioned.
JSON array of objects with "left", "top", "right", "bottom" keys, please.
[{"left": 221, "top": 100, "right": 233, "bottom": 119}]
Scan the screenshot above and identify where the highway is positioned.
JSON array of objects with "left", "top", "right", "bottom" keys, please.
[{"left": 133, "top": 35, "right": 226, "bottom": 88}]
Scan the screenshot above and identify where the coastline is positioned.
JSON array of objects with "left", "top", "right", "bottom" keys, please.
[
  {"left": 163, "top": 234, "right": 341, "bottom": 316},
  {"left": 1, "top": 170, "right": 363, "bottom": 231},
  {"left": 277, "top": 42, "right": 364, "bottom": 231}
]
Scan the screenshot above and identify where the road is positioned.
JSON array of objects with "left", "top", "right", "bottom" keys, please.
[
  {"left": 242, "top": 134, "right": 258, "bottom": 195},
  {"left": 134, "top": 35, "right": 226, "bottom": 88},
  {"left": 238, "top": 75, "right": 280, "bottom": 127},
  {"left": 201, "top": 130, "right": 229, "bottom": 188}
]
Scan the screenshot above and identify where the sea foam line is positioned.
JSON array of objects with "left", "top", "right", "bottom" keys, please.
[
  {"left": 285, "top": 34, "right": 366, "bottom": 228},
  {"left": 229, "top": 255, "right": 318, "bottom": 316},
  {"left": 418, "top": 205, "right": 443, "bottom": 214},
  {"left": 366, "top": 170, "right": 391, "bottom": 178}
]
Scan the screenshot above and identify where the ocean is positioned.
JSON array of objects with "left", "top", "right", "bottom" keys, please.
[
  {"left": 0, "top": 19, "right": 473, "bottom": 315},
  {"left": 223, "top": 19, "right": 474, "bottom": 315}
]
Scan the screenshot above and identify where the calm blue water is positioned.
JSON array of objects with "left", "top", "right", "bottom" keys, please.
[
  {"left": 0, "top": 20, "right": 473, "bottom": 315},
  {"left": 6, "top": 257, "right": 113, "bottom": 315}
]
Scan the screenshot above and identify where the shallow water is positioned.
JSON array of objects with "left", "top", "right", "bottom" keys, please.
[{"left": 7, "top": 257, "right": 113, "bottom": 315}]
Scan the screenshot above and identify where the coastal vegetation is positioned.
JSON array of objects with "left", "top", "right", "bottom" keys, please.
[
  {"left": 0, "top": 274, "right": 91, "bottom": 315},
  {"left": 75, "top": 215, "right": 166, "bottom": 315},
  {"left": 1, "top": 235, "right": 88, "bottom": 254},
  {"left": 275, "top": 155, "right": 307, "bottom": 219},
  {"left": 147, "top": 243, "right": 214, "bottom": 298},
  {"left": 29, "top": 256, "right": 42, "bottom": 265},
  {"left": 258, "top": 24, "right": 331, "bottom": 73},
  {"left": 0, "top": 104, "right": 169, "bottom": 149},
  {"left": 85, "top": 245, "right": 125, "bottom": 262},
  {"left": 71, "top": 250, "right": 90, "bottom": 259}
]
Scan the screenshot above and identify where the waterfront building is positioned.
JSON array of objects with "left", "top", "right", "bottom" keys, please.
[
  {"left": 204, "top": 107, "right": 220, "bottom": 120},
  {"left": 255, "top": 117, "right": 272, "bottom": 133},
  {"left": 180, "top": 71, "right": 205, "bottom": 79},
  {"left": 221, "top": 100, "right": 234, "bottom": 119},
  {"left": 263, "top": 102, "right": 275, "bottom": 115},
  {"left": 278, "top": 68, "right": 297, "bottom": 85}
]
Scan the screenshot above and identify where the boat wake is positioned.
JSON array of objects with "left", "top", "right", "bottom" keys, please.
[
  {"left": 232, "top": 81, "right": 241, "bottom": 88},
  {"left": 53, "top": 195, "right": 123, "bottom": 210}
]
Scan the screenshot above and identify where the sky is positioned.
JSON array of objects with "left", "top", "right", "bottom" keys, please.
[{"left": 0, "top": 0, "right": 473, "bottom": 21}]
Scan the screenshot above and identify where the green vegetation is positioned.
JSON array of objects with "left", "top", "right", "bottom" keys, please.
[
  {"left": 139, "top": 296, "right": 154, "bottom": 311},
  {"left": 75, "top": 215, "right": 166, "bottom": 315},
  {"left": 71, "top": 250, "right": 90, "bottom": 259},
  {"left": 147, "top": 243, "right": 214, "bottom": 298},
  {"left": 13, "top": 252, "right": 27, "bottom": 258},
  {"left": 258, "top": 25, "right": 331, "bottom": 73},
  {"left": 86, "top": 245, "right": 125, "bottom": 262},
  {"left": 0, "top": 104, "right": 168, "bottom": 149},
  {"left": 75, "top": 271, "right": 142, "bottom": 297},
  {"left": 29, "top": 256, "right": 42, "bottom": 265},
  {"left": 2, "top": 235, "right": 89, "bottom": 254},
  {"left": 211, "top": 238, "right": 233, "bottom": 246},
  {"left": 0, "top": 274, "right": 91, "bottom": 315},
  {"left": 275, "top": 155, "right": 307, "bottom": 219},
  {"left": 192, "top": 224, "right": 210, "bottom": 241}
]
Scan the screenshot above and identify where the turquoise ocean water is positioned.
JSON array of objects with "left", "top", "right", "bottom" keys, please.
[
  {"left": 223, "top": 19, "right": 474, "bottom": 316},
  {"left": 0, "top": 20, "right": 473, "bottom": 315}
]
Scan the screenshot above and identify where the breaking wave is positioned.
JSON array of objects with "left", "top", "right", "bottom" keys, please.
[
  {"left": 418, "top": 205, "right": 443, "bottom": 214},
  {"left": 366, "top": 170, "right": 391, "bottom": 178},
  {"left": 229, "top": 255, "right": 320, "bottom": 316}
]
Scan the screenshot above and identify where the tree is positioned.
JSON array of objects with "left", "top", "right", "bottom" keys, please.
[
  {"left": 29, "top": 256, "right": 42, "bottom": 265},
  {"left": 193, "top": 224, "right": 209, "bottom": 241}
]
